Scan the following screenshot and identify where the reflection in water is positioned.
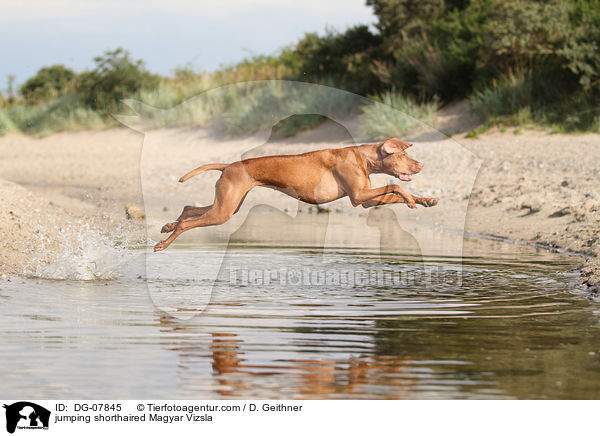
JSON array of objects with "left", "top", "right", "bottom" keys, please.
[
  {"left": 209, "top": 332, "right": 249, "bottom": 396},
  {"left": 159, "top": 312, "right": 415, "bottom": 398},
  {"left": 0, "top": 242, "right": 599, "bottom": 399}
]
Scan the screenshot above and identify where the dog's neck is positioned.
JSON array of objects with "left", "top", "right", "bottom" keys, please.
[{"left": 358, "top": 143, "right": 384, "bottom": 175}]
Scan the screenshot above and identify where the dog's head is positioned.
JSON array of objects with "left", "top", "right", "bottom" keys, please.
[{"left": 378, "top": 138, "right": 423, "bottom": 181}]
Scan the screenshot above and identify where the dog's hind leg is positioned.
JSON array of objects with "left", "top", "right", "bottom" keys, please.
[
  {"left": 154, "top": 172, "right": 254, "bottom": 251},
  {"left": 154, "top": 206, "right": 241, "bottom": 252},
  {"left": 161, "top": 205, "right": 212, "bottom": 233}
]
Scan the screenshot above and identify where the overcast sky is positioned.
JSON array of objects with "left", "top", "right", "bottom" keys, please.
[{"left": 0, "top": 0, "right": 376, "bottom": 88}]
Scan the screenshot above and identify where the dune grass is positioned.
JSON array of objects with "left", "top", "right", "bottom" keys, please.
[
  {"left": 0, "top": 96, "right": 105, "bottom": 136},
  {"left": 359, "top": 91, "right": 439, "bottom": 140},
  {"left": 0, "top": 79, "right": 441, "bottom": 140},
  {"left": 469, "top": 71, "right": 600, "bottom": 133},
  {"left": 219, "top": 80, "right": 361, "bottom": 136}
]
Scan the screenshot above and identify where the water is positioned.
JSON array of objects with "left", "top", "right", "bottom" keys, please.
[{"left": 1, "top": 239, "right": 599, "bottom": 399}]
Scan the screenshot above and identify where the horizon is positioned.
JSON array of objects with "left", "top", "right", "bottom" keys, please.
[{"left": 1, "top": 0, "right": 375, "bottom": 90}]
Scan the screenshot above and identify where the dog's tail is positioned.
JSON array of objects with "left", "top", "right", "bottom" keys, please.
[{"left": 179, "top": 163, "right": 228, "bottom": 182}]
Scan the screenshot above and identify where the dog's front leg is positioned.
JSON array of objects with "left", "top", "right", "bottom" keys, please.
[
  {"left": 346, "top": 185, "right": 411, "bottom": 207},
  {"left": 358, "top": 185, "right": 416, "bottom": 208},
  {"left": 361, "top": 193, "right": 413, "bottom": 209},
  {"left": 387, "top": 185, "right": 416, "bottom": 208},
  {"left": 361, "top": 193, "right": 438, "bottom": 209}
]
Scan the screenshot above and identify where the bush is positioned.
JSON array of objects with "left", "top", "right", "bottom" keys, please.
[
  {"left": 294, "top": 25, "right": 384, "bottom": 94},
  {"left": 212, "top": 49, "right": 300, "bottom": 84},
  {"left": 470, "top": 69, "right": 600, "bottom": 131},
  {"left": 76, "top": 48, "right": 158, "bottom": 114},
  {"left": 367, "top": 0, "right": 481, "bottom": 100},
  {"left": 20, "top": 65, "right": 75, "bottom": 104},
  {"left": 470, "top": 70, "right": 534, "bottom": 120}
]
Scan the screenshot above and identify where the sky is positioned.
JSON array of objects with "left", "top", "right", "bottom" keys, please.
[{"left": 0, "top": 0, "right": 376, "bottom": 89}]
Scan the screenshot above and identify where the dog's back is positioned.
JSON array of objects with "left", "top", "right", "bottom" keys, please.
[{"left": 231, "top": 148, "right": 346, "bottom": 203}]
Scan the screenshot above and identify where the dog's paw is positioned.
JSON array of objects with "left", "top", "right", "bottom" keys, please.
[
  {"left": 406, "top": 200, "right": 416, "bottom": 209},
  {"left": 161, "top": 222, "right": 177, "bottom": 233},
  {"left": 154, "top": 240, "right": 168, "bottom": 252},
  {"left": 414, "top": 197, "right": 438, "bottom": 207},
  {"left": 423, "top": 198, "right": 439, "bottom": 207}
]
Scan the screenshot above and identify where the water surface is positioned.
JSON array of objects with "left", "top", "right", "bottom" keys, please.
[{"left": 1, "top": 240, "right": 599, "bottom": 399}]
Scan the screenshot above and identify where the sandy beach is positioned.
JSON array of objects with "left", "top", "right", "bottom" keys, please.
[{"left": 0, "top": 119, "right": 598, "bottom": 291}]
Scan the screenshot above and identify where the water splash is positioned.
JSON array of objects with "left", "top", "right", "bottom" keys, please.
[{"left": 24, "top": 223, "right": 133, "bottom": 281}]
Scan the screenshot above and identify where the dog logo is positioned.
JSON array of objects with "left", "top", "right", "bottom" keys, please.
[
  {"left": 3, "top": 402, "right": 50, "bottom": 434},
  {"left": 117, "top": 80, "right": 481, "bottom": 319}
]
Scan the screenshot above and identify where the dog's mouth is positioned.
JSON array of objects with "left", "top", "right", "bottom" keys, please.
[{"left": 397, "top": 173, "right": 413, "bottom": 181}]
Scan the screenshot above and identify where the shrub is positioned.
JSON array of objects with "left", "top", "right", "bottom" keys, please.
[
  {"left": 470, "top": 69, "right": 600, "bottom": 131},
  {"left": 367, "top": 0, "right": 479, "bottom": 99},
  {"left": 76, "top": 48, "right": 158, "bottom": 114},
  {"left": 470, "top": 70, "right": 534, "bottom": 120},
  {"left": 294, "top": 25, "right": 384, "bottom": 94},
  {"left": 212, "top": 49, "right": 300, "bottom": 84},
  {"left": 20, "top": 65, "right": 75, "bottom": 104}
]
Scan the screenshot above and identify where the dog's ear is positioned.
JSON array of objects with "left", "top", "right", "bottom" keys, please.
[{"left": 380, "top": 138, "right": 412, "bottom": 155}]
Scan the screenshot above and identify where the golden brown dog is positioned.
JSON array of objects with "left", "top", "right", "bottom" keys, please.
[{"left": 155, "top": 138, "right": 438, "bottom": 251}]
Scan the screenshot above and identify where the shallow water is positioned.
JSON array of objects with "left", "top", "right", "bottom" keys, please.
[{"left": 1, "top": 240, "right": 599, "bottom": 399}]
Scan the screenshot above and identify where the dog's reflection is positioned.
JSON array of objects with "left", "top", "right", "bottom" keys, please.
[
  {"left": 210, "top": 332, "right": 250, "bottom": 396},
  {"left": 158, "top": 314, "right": 414, "bottom": 398}
]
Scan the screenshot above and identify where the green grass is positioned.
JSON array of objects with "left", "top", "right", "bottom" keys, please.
[
  {"left": 2, "top": 63, "right": 597, "bottom": 139},
  {"left": 0, "top": 109, "right": 16, "bottom": 135},
  {"left": 359, "top": 91, "right": 438, "bottom": 140},
  {"left": 1, "top": 77, "right": 363, "bottom": 137},
  {"left": 0, "top": 96, "right": 104, "bottom": 136},
  {"left": 111, "top": 79, "right": 363, "bottom": 137},
  {"left": 469, "top": 71, "right": 600, "bottom": 133},
  {"left": 217, "top": 80, "right": 361, "bottom": 137}
]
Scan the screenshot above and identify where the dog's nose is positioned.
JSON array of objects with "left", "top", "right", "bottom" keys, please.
[{"left": 416, "top": 161, "right": 424, "bottom": 171}]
